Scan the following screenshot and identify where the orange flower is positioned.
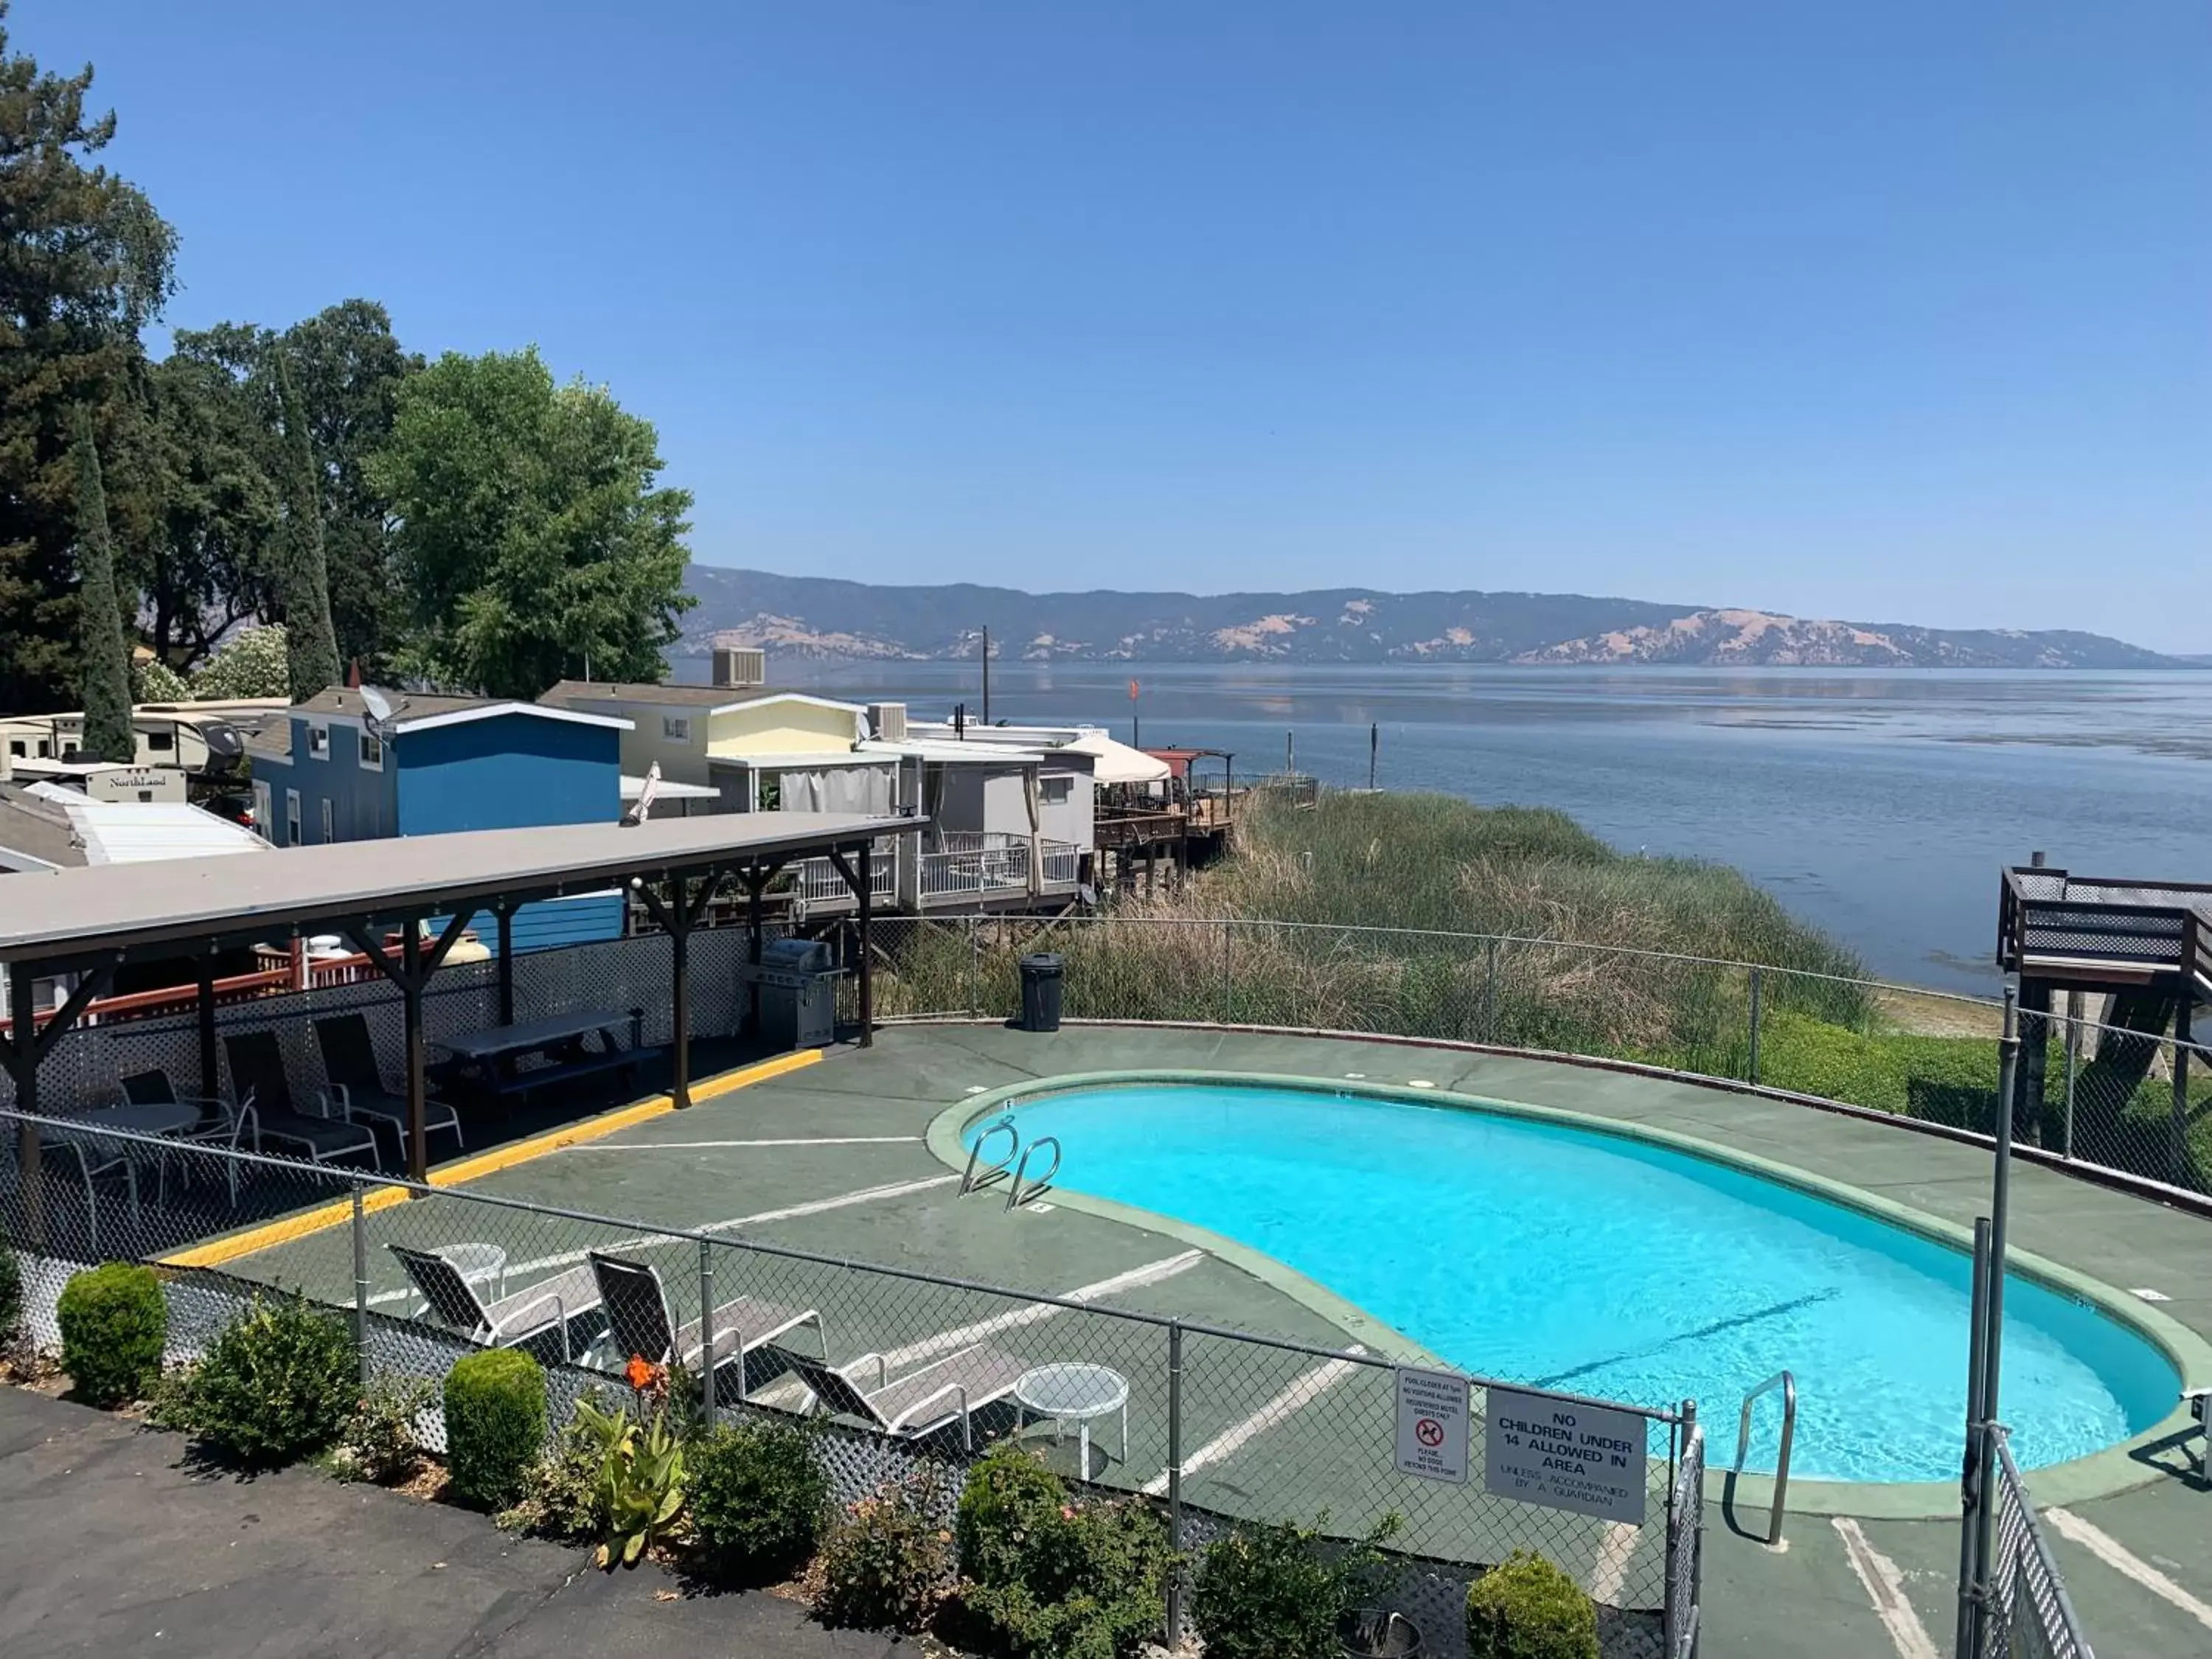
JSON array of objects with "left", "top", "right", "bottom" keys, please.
[{"left": 624, "top": 1354, "right": 660, "bottom": 1392}]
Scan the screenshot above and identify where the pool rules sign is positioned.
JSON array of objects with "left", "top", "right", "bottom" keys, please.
[
  {"left": 1483, "top": 1385, "right": 1647, "bottom": 1525},
  {"left": 1393, "top": 1368, "right": 1470, "bottom": 1484}
]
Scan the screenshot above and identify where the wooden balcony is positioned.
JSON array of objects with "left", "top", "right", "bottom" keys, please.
[{"left": 1998, "top": 866, "right": 2212, "bottom": 996}]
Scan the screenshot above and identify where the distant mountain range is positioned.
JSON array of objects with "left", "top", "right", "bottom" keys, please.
[{"left": 680, "top": 567, "right": 2180, "bottom": 669}]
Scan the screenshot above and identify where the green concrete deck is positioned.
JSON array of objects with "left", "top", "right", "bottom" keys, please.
[{"left": 218, "top": 1022, "right": 2212, "bottom": 1658}]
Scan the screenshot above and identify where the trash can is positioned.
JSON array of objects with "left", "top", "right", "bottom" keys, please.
[{"left": 1018, "top": 953, "right": 1064, "bottom": 1032}]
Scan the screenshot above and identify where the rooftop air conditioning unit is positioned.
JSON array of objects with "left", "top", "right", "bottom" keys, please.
[
  {"left": 869, "top": 702, "right": 908, "bottom": 743},
  {"left": 712, "top": 643, "right": 766, "bottom": 689}
]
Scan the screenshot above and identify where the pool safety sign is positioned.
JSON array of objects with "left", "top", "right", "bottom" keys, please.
[
  {"left": 1484, "top": 1385, "right": 1647, "bottom": 1526},
  {"left": 1394, "top": 1367, "right": 1470, "bottom": 1484}
]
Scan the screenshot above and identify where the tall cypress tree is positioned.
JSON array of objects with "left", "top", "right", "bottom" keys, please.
[
  {"left": 274, "top": 347, "right": 341, "bottom": 702},
  {"left": 71, "top": 407, "right": 137, "bottom": 762}
]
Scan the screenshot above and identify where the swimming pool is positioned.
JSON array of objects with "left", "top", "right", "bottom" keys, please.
[{"left": 973, "top": 1079, "right": 2178, "bottom": 1484}]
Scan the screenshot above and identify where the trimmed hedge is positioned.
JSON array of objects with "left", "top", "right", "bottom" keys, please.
[
  {"left": 445, "top": 1349, "right": 546, "bottom": 1510},
  {"left": 56, "top": 1263, "right": 166, "bottom": 1407},
  {"left": 689, "top": 1416, "right": 831, "bottom": 1584},
  {"left": 1466, "top": 1551, "right": 1599, "bottom": 1659}
]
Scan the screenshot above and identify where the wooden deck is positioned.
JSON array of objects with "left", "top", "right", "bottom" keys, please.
[{"left": 1998, "top": 866, "right": 2212, "bottom": 996}]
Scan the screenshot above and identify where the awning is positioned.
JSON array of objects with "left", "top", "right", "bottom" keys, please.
[
  {"left": 620, "top": 773, "right": 718, "bottom": 801},
  {"left": 1062, "top": 731, "right": 1171, "bottom": 785}
]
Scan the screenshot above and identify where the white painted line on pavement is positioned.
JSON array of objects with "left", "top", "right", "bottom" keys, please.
[
  {"left": 880, "top": 1250, "right": 1207, "bottom": 1369},
  {"left": 1587, "top": 1523, "right": 1640, "bottom": 1606},
  {"left": 2046, "top": 1508, "right": 2212, "bottom": 1631},
  {"left": 371, "top": 1174, "right": 962, "bottom": 1302},
  {"left": 1142, "top": 1348, "right": 1367, "bottom": 1497},
  {"left": 1832, "top": 1517, "right": 1941, "bottom": 1659}
]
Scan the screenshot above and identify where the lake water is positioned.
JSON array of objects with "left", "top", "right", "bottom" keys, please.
[{"left": 684, "top": 659, "right": 2212, "bottom": 992}]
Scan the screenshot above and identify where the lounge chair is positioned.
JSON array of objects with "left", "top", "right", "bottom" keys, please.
[
  {"left": 390, "top": 1243, "right": 604, "bottom": 1362},
  {"left": 782, "top": 1342, "right": 1029, "bottom": 1450},
  {"left": 221, "top": 1030, "right": 380, "bottom": 1167},
  {"left": 588, "top": 1250, "right": 826, "bottom": 1402},
  {"left": 313, "top": 1013, "right": 464, "bottom": 1161}
]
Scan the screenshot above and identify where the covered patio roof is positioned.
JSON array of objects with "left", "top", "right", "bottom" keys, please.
[
  {"left": 1, "top": 810, "right": 925, "bottom": 1186},
  {"left": 0, "top": 811, "right": 922, "bottom": 968}
]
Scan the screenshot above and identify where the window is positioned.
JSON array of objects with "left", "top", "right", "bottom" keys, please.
[
  {"left": 320, "top": 799, "right": 334, "bottom": 844},
  {"left": 285, "top": 790, "right": 302, "bottom": 846},
  {"left": 147, "top": 730, "right": 174, "bottom": 752},
  {"left": 1040, "top": 775, "right": 1074, "bottom": 805},
  {"left": 252, "top": 782, "right": 273, "bottom": 842},
  {"left": 662, "top": 715, "right": 691, "bottom": 741},
  {"left": 308, "top": 723, "right": 330, "bottom": 760},
  {"left": 358, "top": 728, "right": 383, "bottom": 769},
  {"left": 5, "top": 740, "right": 21, "bottom": 757}
]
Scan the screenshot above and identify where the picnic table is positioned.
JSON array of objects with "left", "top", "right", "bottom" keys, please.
[{"left": 434, "top": 1006, "right": 648, "bottom": 1104}]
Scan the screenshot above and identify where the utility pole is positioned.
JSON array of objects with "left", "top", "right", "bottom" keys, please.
[
  {"left": 1368, "top": 722, "right": 1378, "bottom": 790},
  {"left": 981, "top": 625, "right": 991, "bottom": 726}
]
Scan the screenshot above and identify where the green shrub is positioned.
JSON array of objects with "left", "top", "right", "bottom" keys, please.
[
  {"left": 445, "top": 1348, "right": 546, "bottom": 1510},
  {"left": 55, "top": 1263, "right": 166, "bottom": 1408},
  {"left": 170, "top": 1293, "right": 356, "bottom": 1467},
  {"left": 817, "top": 1469, "right": 954, "bottom": 1633},
  {"left": 1465, "top": 1551, "right": 1598, "bottom": 1659},
  {"left": 954, "top": 1444, "right": 1174, "bottom": 1659},
  {"left": 955, "top": 1440, "right": 1066, "bottom": 1585},
  {"left": 330, "top": 1375, "right": 435, "bottom": 1484},
  {"left": 689, "top": 1416, "right": 830, "bottom": 1585},
  {"left": 574, "top": 1392, "right": 687, "bottom": 1569},
  {"left": 1190, "top": 1514, "right": 1402, "bottom": 1659},
  {"left": 0, "top": 1243, "right": 22, "bottom": 1346}
]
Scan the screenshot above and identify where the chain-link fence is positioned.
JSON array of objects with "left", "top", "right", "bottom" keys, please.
[
  {"left": 0, "top": 1102, "right": 1692, "bottom": 1659},
  {"left": 857, "top": 914, "right": 2211, "bottom": 1203},
  {"left": 1985, "top": 1429, "right": 2095, "bottom": 1659}
]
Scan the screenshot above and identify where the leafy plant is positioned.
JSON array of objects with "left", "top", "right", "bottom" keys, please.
[
  {"left": 1465, "top": 1551, "right": 1599, "bottom": 1659},
  {"left": 572, "top": 1392, "right": 687, "bottom": 1570},
  {"left": 955, "top": 1443, "right": 1175, "bottom": 1659},
  {"left": 817, "top": 1467, "right": 955, "bottom": 1633},
  {"left": 329, "top": 1375, "right": 434, "bottom": 1484},
  {"left": 444, "top": 1348, "right": 546, "bottom": 1509},
  {"left": 189, "top": 624, "right": 290, "bottom": 699},
  {"left": 56, "top": 1263, "right": 167, "bottom": 1408},
  {"left": 1190, "top": 1513, "right": 1404, "bottom": 1659},
  {"left": 495, "top": 1410, "right": 608, "bottom": 1540},
  {"left": 167, "top": 1293, "right": 356, "bottom": 1467},
  {"left": 688, "top": 1415, "right": 830, "bottom": 1585},
  {"left": 0, "top": 1243, "right": 23, "bottom": 1349}
]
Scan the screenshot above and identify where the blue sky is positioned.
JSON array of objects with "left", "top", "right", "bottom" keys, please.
[{"left": 22, "top": 1, "right": 2212, "bottom": 650}]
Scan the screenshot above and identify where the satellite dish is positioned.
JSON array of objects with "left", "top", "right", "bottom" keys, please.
[{"left": 358, "top": 685, "right": 397, "bottom": 739}]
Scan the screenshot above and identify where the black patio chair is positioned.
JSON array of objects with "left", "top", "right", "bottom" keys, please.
[{"left": 220, "top": 1030, "right": 379, "bottom": 1167}]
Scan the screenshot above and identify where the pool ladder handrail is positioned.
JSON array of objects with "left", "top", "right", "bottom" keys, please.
[
  {"left": 1006, "top": 1135, "right": 1061, "bottom": 1211},
  {"left": 1731, "top": 1368, "right": 1796, "bottom": 1545},
  {"left": 961, "top": 1120, "right": 1020, "bottom": 1195}
]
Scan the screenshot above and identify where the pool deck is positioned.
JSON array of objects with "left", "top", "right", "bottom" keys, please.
[{"left": 232, "top": 1022, "right": 2212, "bottom": 1658}]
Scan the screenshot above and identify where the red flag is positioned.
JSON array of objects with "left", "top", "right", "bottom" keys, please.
[{"left": 1128, "top": 678, "right": 1141, "bottom": 701}]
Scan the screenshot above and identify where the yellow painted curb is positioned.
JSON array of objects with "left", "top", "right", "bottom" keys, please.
[{"left": 161, "top": 1047, "right": 826, "bottom": 1270}]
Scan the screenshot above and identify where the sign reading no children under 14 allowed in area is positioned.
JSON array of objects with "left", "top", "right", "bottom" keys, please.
[{"left": 1483, "top": 1384, "right": 1648, "bottom": 1526}]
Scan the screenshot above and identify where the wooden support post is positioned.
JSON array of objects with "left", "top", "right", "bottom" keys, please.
[
  {"left": 196, "top": 956, "right": 220, "bottom": 1103},
  {"left": 745, "top": 866, "right": 768, "bottom": 1037},
  {"left": 402, "top": 922, "right": 427, "bottom": 1180},
  {"left": 496, "top": 902, "right": 515, "bottom": 1027},
  {"left": 856, "top": 841, "right": 874, "bottom": 1048},
  {"left": 5, "top": 970, "right": 41, "bottom": 1245},
  {"left": 2016, "top": 978, "right": 2051, "bottom": 1147}
]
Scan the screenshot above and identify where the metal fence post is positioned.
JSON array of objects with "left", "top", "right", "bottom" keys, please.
[
  {"left": 1166, "top": 1320, "right": 1185, "bottom": 1644},
  {"left": 1747, "top": 967, "right": 1763, "bottom": 1086},
  {"left": 967, "top": 916, "right": 981, "bottom": 1020},
  {"left": 350, "top": 1180, "right": 371, "bottom": 1387},
  {"left": 699, "top": 1238, "right": 718, "bottom": 1425},
  {"left": 2061, "top": 993, "right": 2079, "bottom": 1162},
  {"left": 1956, "top": 1216, "right": 1993, "bottom": 1658},
  {"left": 1484, "top": 936, "right": 1500, "bottom": 1043},
  {"left": 1221, "top": 919, "right": 1233, "bottom": 1024}
]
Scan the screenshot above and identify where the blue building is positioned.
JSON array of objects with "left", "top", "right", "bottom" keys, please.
[{"left": 248, "top": 690, "right": 634, "bottom": 950}]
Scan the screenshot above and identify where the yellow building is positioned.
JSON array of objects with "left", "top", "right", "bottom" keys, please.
[{"left": 538, "top": 678, "right": 876, "bottom": 807}]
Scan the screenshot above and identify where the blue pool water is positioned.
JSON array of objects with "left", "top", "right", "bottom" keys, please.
[{"left": 981, "top": 1082, "right": 2177, "bottom": 1483}]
